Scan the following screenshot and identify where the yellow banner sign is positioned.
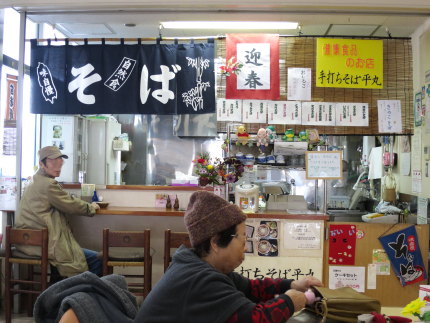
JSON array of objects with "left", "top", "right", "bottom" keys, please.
[{"left": 316, "top": 38, "right": 383, "bottom": 89}]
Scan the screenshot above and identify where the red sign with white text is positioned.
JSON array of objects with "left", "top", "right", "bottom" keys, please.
[{"left": 328, "top": 224, "right": 357, "bottom": 265}]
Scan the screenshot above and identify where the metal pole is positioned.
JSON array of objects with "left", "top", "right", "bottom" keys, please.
[
  {"left": 15, "top": 10, "right": 27, "bottom": 212},
  {"left": 13, "top": 10, "right": 27, "bottom": 314}
]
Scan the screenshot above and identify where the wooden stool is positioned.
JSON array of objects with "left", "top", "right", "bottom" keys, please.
[
  {"left": 163, "top": 229, "right": 191, "bottom": 272},
  {"left": 4, "top": 225, "right": 49, "bottom": 323},
  {"left": 102, "top": 229, "right": 152, "bottom": 297}
]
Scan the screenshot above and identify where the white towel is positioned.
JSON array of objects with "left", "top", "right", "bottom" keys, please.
[{"left": 368, "top": 147, "right": 383, "bottom": 179}]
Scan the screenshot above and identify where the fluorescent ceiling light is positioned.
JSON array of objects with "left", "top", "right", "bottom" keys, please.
[{"left": 160, "top": 21, "right": 298, "bottom": 30}]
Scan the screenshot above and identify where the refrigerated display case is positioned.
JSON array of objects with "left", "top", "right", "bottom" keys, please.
[
  {"left": 40, "top": 115, "right": 87, "bottom": 183},
  {"left": 40, "top": 115, "right": 122, "bottom": 185},
  {"left": 86, "top": 117, "right": 121, "bottom": 185}
]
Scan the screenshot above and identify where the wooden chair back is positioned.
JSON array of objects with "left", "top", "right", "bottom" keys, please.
[
  {"left": 4, "top": 225, "right": 49, "bottom": 323},
  {"left": 163, "top": 229, "right": 191, "bottom": 272},
  {"left": 102, "top": 229, "right": 151, "bottom": 297}
]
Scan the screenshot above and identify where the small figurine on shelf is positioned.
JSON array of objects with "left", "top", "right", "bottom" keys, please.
[
  {"left": 283, "top": 129, "right": 295, "bottom": 142},
  {"left": 166, "top": 195, "right": 172, "bottom": 209},
  {"left": 256, "top": 128, "right": 269, "bottom": 153},
  {"left": 173, "top": 195, "right": 179, "bottom": 210},
  {"left": 221, "top": 138, "right": 229, "bottom": 152},
  {"left": 307, "top": 129, "right": 320, "bottom": 144},
  {"left": 266, "top": 125, "right": 276, "bottom": 143},
  {"left": 236, "top": 125, "right": 250, "bottom": 145},
  {"left": 299, "top": 130, "right": 308, "bottom": 142}
]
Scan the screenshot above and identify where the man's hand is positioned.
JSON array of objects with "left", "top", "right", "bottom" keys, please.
[
  {"left": 285, "top": 289, "right": 306, "bottom": 312},
  {"left": 291, "top": 276, "right": 323, "bottom": 292},
  {"left": 91, "top": 202, "right": 100, "bottom": 210}
]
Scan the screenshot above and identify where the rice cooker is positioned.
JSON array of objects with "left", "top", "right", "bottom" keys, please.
[{"left": 235, "top": 184, "right": 259, "bottom": 213}]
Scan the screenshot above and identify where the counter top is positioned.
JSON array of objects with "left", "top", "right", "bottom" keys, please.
[
  {"left": 62, "top": 184, "right": 213, "bottom": 191},
  {"left": 97, "top": 206, "right": 329, "bottom": 220}
]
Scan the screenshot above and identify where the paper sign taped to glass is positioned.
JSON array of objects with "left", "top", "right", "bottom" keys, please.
[{"left": 378, "top": 225, "right": 427, "bottom": 286}]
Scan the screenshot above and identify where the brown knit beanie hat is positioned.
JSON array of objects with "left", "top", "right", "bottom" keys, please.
[{"left": 184, "top": 190, "right": 247, "bottom": 247}]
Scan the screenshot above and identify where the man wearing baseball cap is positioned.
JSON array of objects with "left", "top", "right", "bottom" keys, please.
[
  {"left": 135, "top": 190, "right": 322, "bottom": 322},
  {"left": 16, "top": 146, "right": 101, "bottom": 282}
]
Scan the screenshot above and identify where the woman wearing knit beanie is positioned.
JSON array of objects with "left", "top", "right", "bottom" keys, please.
[{"left": 135, "top": 191, "right": 322, "bottom": 323}]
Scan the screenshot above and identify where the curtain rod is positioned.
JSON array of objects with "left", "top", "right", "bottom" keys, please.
[
  {"left": 29, "top": 36, "right": 225, "bottom": 42},
  {"left": 27, "top": 34, "right": 410, "bottom": 43}
]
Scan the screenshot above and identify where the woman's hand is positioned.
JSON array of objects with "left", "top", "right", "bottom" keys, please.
[
  {"left": 285, "top": 289, "right": 307, "bottom": 312},
  {"left": 291, "top": 276, "right": 323, "bottom": 292}
]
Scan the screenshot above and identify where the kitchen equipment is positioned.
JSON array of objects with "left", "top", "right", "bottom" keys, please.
[
  {"left": 235, "top": 183, "right": 259, "bottom": 213},
  {"left": 262, "top": 182, "right": 306, "bottom": 211}
]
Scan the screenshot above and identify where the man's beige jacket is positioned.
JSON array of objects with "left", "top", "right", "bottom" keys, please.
[{"left": 16, "top": 170, "right": 96, "bottom": 277}]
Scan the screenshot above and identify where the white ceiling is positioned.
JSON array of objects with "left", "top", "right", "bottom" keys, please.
[{"left": 4, "top": 0, "right": 430, "bottom": 38}]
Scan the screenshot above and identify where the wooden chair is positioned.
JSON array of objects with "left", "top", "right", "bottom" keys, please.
[
  {"left": 164, "top": 229, "right": 191, "bottom": 272},
  {"left": 4, "top": 225, "right": 49, "bottom": 323},
  {"left": 102, "top": 229, "right": 152, "bottom": 297}
]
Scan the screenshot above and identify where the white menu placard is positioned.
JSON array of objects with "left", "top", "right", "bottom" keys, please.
[
  {"left": 301, "top": 102, "right": 318, "bottom": 125},
  {"left": 267, "top": 101, "right": 301, "bottom": 124},
  {"left": 301, "top": 102, "right": 336, "bottom": 126},
  {"left": 329, "top": 266, "right": 365, "bottom": 292},
  {"left": 417, "top": 197, "right": 428, "bottom": 224},
  {"left": 367, "top": 264, "right": 377, "bottom": 289},
  {"left": 316, "top": 102, "right": 336, "bottom": 126},
  {"left": 242, "top": 100, "right": 267, "bottom": 123},
  {"left": 335, "top": 102, "right": 369, "bottom": 126},
  {"left": 216, "top": 99, "right": 242, "bottom": 121},
  {"left": 283, "top": 222, "right": 321, "bottom": 249},
  {"left": 412, "top": 170, "right": 422, "bottom": 194},
  {"left": 411, "top": 127, "right": 422, "bottom": 171},
  {"left": 305, "top": 151, "right": 343, "bottom": 179},
  {"left": 287, "top": 68, "right": 311, "bottom": 101},
  {"left": 378, "top": 100, "right": 402, "bottom": 133}
]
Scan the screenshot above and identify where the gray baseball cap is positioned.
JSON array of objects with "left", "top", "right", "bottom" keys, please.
[{"left": 38, "top": 146, "right": 68, "bottom": 161}]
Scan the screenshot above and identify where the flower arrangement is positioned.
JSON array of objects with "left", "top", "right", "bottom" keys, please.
[
  {"left": 401, "top": 298, "right": 430, "bottom": 322},
  {"left": 219, "top": 56, "right": 243, "bottom": 77},
  {"left": 192, "top": 154, "right": 245, "bottom": 186},
  {"left": 217, "top": 157, "right": 245, "bottom": 184},
  {"left": 192, "top": 153, "right": 221, "bottom": 186}
]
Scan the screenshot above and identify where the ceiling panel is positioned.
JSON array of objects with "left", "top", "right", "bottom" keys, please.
[
  {"left": 18, "top": 2, "right": 430, "bottom": 39},
  {"left": 56, "top": 23, "right": 114, "bottom": 36},
  {"left": 6, "top": 0, "right": 430, "bottom": 12}
]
